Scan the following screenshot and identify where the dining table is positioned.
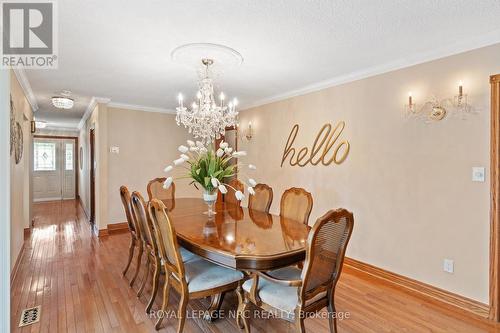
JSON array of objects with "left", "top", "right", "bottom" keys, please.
[{"left": 160, "top": 197, "right": 311, "bottom": 320}]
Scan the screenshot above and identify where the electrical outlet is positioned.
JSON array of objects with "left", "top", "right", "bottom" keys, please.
[
  {"left": 110, "top": 146, "right": 120, "bottom": 154},
  {"left": 443, "top": 259, "right": 454, "bottom": 273},
  {"left": 472, "top": 167, "right": 485, "bottom": 182}
]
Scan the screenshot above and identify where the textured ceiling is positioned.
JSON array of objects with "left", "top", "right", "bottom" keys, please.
[{"left": 26, "top": 0, "right": 500, "bottom": 128}]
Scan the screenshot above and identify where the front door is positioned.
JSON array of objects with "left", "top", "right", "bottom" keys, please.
[{"left": 33, "top": 138, "right": 76, "bottom": 202}]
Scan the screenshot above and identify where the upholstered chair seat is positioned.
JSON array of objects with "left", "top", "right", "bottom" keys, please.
[
  {"left": 179, "top": 247, "right": 197, "bottom": 262},
  {"left": 242, "top": 267, "right": 326, "bottom": 315},
  {"left": 184, "top": 256, "right": 243, "bottom": 293}
]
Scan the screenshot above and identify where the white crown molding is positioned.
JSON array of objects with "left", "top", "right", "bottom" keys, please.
[
  {"left": 77, "top": 96, "right": 110, "bottom": 130},
  {"left": 107, "top": 102, "right": 175, "bottom": 114},
  {"left": 13, "top": 68, "right": 39, "bottom": 112},
  {"left": 240, "top": 28, "right": 500, "bottom": 111},
  {"left": 40, "top": 125, "right": 80, "bottom": 132}
]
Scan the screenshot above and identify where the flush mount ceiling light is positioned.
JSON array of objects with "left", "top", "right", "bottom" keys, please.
[
  {"left": 52, "top": 90, "right": 74, "bottom": 109},
  {"left": 35, "top": 120, "right": 47, "bottom": 128}
]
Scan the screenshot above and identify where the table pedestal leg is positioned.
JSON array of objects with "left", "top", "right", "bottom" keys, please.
[{"left": 204, "top": 292, "right": 226, "bottom": 322}]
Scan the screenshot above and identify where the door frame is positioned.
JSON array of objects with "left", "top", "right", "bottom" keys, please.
[
  {"left": 89, "top": 128, "right": 95, "bottom": 225},
  {"left": 33, "top": 135, "right": 79, "bottom": 200},
  {"left": 489, "top": 74, "right": 500, "bottom": 321}
]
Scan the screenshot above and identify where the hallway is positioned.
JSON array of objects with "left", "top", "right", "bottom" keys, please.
[{"left": 10, "top": 200, "right": 499, "bottom": 332}]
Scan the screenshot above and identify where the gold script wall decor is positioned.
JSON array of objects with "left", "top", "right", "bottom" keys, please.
[{"left": 281, "top": 122, "right": 350, "bottom": 167}]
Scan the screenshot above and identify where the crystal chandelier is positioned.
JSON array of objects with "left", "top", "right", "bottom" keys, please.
[{"left": 176, "top": 58, "right": 238, "bottom": 145}]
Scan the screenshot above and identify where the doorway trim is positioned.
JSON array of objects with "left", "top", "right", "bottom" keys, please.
[
  {"left": 33, "top": 135, "right": 79, "bottom": 199},
  {"left": 489, "top": 74, "right": 500, "bottom": 321},
  {"left": 89, "top": 128, "right": 96, "bottom": 225}
]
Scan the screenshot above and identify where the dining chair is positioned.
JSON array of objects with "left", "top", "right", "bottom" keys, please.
[
  {"left": 147, "top": 177, "right": 176, "bottom": 201},
  {"left": 130, "top": 191, "right": 161, "bottom": 313},
  {"left": 225, "top": 178, "right": 244, "bottom": 206},
  {"left": 119, "top": 186, "right": 141, "bottom": 279},
  {"left": 148, "top": 199, "right": 244, "bottom": 332},
  {"left": 238, "top": 208, "right": 354, "bottom": 333},
  {"left": 280, "top": 187, "right": 313, "bottom": 225},
  {"left": 248, "top": 183, "right": 273, "bottom": 213}
]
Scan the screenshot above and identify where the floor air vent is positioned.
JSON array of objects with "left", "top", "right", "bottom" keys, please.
[{"left": 19, "top": 305, "right": 41, "bottom": 327}]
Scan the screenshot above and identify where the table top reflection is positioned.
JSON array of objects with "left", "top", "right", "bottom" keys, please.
[{"left": 162, "top": 198, "right": 310, "bottom": 271}]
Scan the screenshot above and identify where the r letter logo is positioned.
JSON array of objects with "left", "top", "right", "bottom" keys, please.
[{"left": 1, "top": 1, "right": 57, "bottom": 68}]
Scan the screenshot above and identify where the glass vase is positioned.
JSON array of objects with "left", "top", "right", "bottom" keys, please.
[{"left": 202, "top": 189, "right": 218, "bottom": 218}]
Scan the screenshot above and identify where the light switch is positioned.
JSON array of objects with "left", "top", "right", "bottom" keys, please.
[
  {"left": 110, "top": 146, "right": 120, "bottom": 154},
  {"left": 443, "top": 259, "right": 454, "bottom": 273},
  {"left": 472, "top": 167, "right": 485, "bottom": 182}
]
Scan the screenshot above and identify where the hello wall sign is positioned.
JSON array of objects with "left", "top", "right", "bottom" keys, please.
[{"left": 281, "top": 122, "right": 350, "bottom": 167}]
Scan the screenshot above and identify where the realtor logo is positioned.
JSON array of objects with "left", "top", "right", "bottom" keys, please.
[{"left": 1, "top": 0, "right": 57, "bottom": 68}]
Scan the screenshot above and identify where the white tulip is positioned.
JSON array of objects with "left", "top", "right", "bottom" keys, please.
[
  {"left": 220, "top": 141, "right": 229, "bottom": 149},
  {"left": 196, "top": 141, "right": 204, "bottom": 148},
  {"left": 218, "top": 184, "right": 228, "bottom": 194},
  {"left": 200, "top": 147, "right": 208, "bottom": 154},
  {"left": 189, "top": 146, "right": 199, "bottom": 152},
  {"left": 173, "top": 158, "right": 185, "bottom": 166},
  {"left": 248, "top": 164, "right": 257, "bottom": 170},
  {"left": 163, "top": 177, "right": 173, "bottom": 189},
  {"left": 248, "top": 178, "right": 257, "bottom": 187},
  {"left": 164, "top": 165, "right": 173, "bottom": 173},
  {"left": 224, "top": 147, "right": 233, "bottom": 154},
  {"left": 216, "top": 148, "right": 224, "bottom": 157},
  {"left": 232, "top": 151, "right": 247, "bottom": 157},
  {"left": 211, "top": 177, "right": 219, "bottom": 187},
  {"left": 180, "top": 154, "right": 190, "bottom": 161},
  {"left": 178, "top": 145, "right": 189, "bottom": 153},
  {"left": 187, "top": 140, "right": 195, "bottom": 147},
  {"left": 248, "top": 187, "right": 255, "bottom": 195},
  {"left": 235, "top": 190, "right": 245, "bottom": 201}
]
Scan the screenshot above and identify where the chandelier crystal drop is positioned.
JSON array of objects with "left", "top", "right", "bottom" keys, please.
[{"left": 175, "top": 58, "right": 239, "bottom": 146}]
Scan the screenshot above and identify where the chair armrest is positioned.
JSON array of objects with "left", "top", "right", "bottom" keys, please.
[{"left": 257, "top": 271, "right": 303, "bottom": 287}]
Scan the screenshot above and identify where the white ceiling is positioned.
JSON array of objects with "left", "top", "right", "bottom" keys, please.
[{"left": 26, "top": 0, "right": 500, "bottom": 129}]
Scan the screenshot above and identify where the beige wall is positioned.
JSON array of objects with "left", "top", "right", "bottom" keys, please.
[
  {"left": 238, "top": 43, "right": 500, "bottom": 303},
  {"left": 10, "top": 71, "right": 33, "bottom": 271},
  {"left": 78, "top": 106, "right": 199, "bottom": 231},
  {"left": 106, "top": 107, "right": 198, "bottom": 225}
]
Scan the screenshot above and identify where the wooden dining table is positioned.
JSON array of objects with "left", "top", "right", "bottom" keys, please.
[
  {"left": 159, "top": 198, "right": 311, "bottom": 321},
  {"left": 162, "top": 198, "right": 310, "bottom": 271}
]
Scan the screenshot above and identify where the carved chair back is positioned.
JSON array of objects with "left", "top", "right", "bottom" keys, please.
[
  {"left": 130, "top": 191, "right": 158, "bottom": 255},
  {"left": 225, "top": 178, "right": 244, "bottom": 207},
  {"left": 147, "top": 177, "right": 175, "bottom": 201},
  {"left": 248, "top": 183, "right": 273, "bottom": 213},
  {"left": 299, "top": 209, "right": 354, "bottom": 304},
  {"left": 280, "top": 187, "right": 313, "bottom": 225},
  {"left": 148, "top": 199, "right": 186, "bottom": 282},
  {"left": 120, "top": 186, "right": 138, "bottom": 236}
]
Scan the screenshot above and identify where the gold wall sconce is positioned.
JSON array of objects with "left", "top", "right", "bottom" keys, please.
[
  {"left": 245, "top": 121, "right": 253, "bottom": 141},
  {"left": 238, "top": 121, "right": 253, "bottom": 141},
  {"left": 453, "top": 80, "right": 468, "bottom": 108},
  {"left": 404, "top": 80, "right": 474, "bottom": 123},
  {"left": 30, "top": 120, "right": 36, "bottom": 133}
]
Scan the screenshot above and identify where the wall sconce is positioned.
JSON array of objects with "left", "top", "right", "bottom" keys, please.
[
  {"left": 404, "top": 80, "right": 475, "bottom": 123},
  {"left": 404, "top": 92, "right": 418, "bottom": 118},
  {"left": 30, "top": 121, "right": 36, "bottom": 133},
  {"left": 245, "top": 122, "right": 253, "bottom": 141}
]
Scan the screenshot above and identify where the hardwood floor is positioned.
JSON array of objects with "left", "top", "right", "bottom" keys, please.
[{"left": 10, "top": 200, "right": 500, "bottom": 332}]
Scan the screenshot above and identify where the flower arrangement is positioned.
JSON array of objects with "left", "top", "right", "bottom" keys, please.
[{"left": 163, "top": 139, "right": 258, "bottom": 203}]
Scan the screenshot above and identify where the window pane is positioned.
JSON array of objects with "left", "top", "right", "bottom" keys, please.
[
  {"left": 34, "top": 142, "right": 56, "bottom": 171},
  {"left": 65, "top": 143, "right": 73, "bottom": 170}
]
